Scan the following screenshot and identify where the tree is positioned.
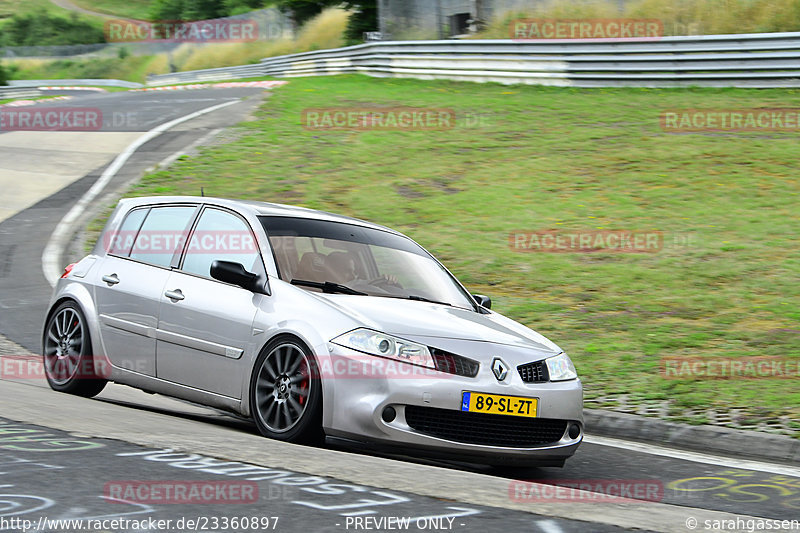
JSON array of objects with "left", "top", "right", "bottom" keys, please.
[
  {"left": 148, "top": 0, "right": 186, "bottom": 22},
  {"left": 0, "top": 63, "right": 7, "bottom": 86},
  {"left": 225, "top": 0, "right": 268, "bottom": 16},
  {"left": 181, "top": 0, "right": 229, "bottom": 20},
  {"left": 148, "top": 0, "right": 270, "bottom": 21},
  {"left": 149, "top": 0, "right": 266, "bottom": 22},
  {"left": 343, "top": 0, "right": 377, "bottom": 44},
  {"left": 268, "top": 0, "right": 340, "bottom": 26},
  {"left": 267, "top": 0, "right": 376, "bottom": 38}
]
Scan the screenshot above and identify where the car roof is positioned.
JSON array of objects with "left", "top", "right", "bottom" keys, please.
[{"left": 118, "top": 195, "right": 402, "bottom": 235}]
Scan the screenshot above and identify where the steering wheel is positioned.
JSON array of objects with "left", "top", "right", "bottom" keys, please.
[{"left": 366, "top": 276, "right": 403, "bottom": 290}]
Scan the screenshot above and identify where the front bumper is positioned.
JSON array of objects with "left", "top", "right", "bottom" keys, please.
[{"left": 322, "top": 345, "right": 584, "bottom": 466}]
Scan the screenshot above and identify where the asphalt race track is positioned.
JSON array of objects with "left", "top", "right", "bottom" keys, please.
[
  {"left": 0, "top": 88, "right": 797, "bottom": 533},
  {"left": 0, "top": 416, "right": 630, "bottom": 533},
  {"left": 0, "top": 86, "right": 267, "bottom": 348}
]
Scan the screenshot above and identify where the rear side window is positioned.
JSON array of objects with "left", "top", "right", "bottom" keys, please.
[
  {"left": 128, "top": 206, "right": 196, "bottom": 268},
  {"left": 107, "top": 208, "right": 148, "bottom": 256}
]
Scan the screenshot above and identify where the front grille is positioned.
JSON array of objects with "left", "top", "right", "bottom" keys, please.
[
  {"left": 430, "top": 348, "right": 479, "bottom": 377},
  {"left": 404, "top": 405, "right": 567, "bottom": 448},
  {"left": 518, "top": 361, "right": 549, "bottom": 383}
]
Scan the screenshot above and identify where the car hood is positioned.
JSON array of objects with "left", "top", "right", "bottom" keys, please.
[{"left": 315, "top": 294, "right": 561, "bottom": 354}]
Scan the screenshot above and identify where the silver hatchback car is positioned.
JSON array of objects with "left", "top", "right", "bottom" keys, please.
[{"left": 43, "top": 196, "right": 583, "bottom": 466}]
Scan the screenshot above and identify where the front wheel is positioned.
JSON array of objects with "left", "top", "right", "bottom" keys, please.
[
  {"left": 250, "top": 337, "right": 323, "bottom": 444},
  {"left": 42, "top": 301, "right": 107, "bottom": 397}
]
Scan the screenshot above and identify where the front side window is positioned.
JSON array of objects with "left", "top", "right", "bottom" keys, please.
[
  {"left": 261, "top": 216, "right": 475, "bottom": 310},
  {"left": 182, "top": 208, "right": 261, "bottom": 278},
  {"left": 128, "top": 206, "right": 196, "bottom": 268}
]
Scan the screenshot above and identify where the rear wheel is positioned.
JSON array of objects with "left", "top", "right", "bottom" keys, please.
[
  {"left": 250, "top": 337, "right": 323, "bottom": 444},
  {"left": 42, "top": 301, "right": 107, "bottom": 397}
]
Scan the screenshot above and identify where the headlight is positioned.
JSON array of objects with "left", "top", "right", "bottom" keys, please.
[
  {"left": 545, "top": 352, "right": 578, "bottom": 381},
  {"left": 331, "top": 329, "right": 435, "bottom": 369}
]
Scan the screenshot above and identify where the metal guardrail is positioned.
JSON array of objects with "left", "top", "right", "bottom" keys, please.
[
  {"left": 147, "top": 32, "right": 800, "bottom": 88},
  {"left": 8, "top": 79, "right": 143, "bottom": 89},
  {"left": 2, "top": 43, "right": 112, "bottom": 58},
  {"left": 0, "top": 87, "right": 41, "bottom": 99},
  {"left": 147, "top": 64, "right": 265, "bottom": 86}
]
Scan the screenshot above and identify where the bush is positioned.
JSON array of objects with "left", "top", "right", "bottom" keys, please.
[
  {"left": 0, "top": 13, "right": 106, "bottom": 47},
  {"left": 149, "top": 0, "right": 266, "bottom": 22},
  {"left": 0, "top": 63, "right": 7, "bottom": 86}
]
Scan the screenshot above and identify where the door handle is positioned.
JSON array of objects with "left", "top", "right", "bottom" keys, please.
[
  {"left": 164, "top": 289, "right": 184, "bottom": 301},
  {"left": 102, "top": 274, "right": 120, "bottom": 285}
]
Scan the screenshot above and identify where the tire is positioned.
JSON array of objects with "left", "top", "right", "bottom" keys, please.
[
  {"left": 250, "top": 336, "right": 323, "bottom": 444},
  {"left": 42, "top": 301, "right": 107, "bottom": 398}
]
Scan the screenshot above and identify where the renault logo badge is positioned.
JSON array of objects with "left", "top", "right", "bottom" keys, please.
[{"left": 491, "top": 358, "right": 508, "bottom": 381}]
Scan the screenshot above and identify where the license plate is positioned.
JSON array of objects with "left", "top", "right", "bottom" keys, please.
[{"left": 461, "top": 391, "right": 538, "bottom": 418}]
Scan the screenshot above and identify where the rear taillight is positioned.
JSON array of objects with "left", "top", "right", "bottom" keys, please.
[{"left": 61, "top": 263, "right": 77, "bottom": 279}]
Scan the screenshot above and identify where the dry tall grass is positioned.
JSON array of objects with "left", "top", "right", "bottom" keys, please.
[
  {"left": 178, "top": 7, "right": 350, "bottom": 72},
  {"left": 475, "top": 0, "right": 800, "bottom": 37}
]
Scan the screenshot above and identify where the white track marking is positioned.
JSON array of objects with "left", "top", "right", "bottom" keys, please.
[
  {"left": 41, "top": 100, "right": 240, "bottom": 286},
  {"left": 150, "top": 128, "right": 222, "bottom": 172},
  {"left": 536, "top": 519, "right": 564, "bottom": 533},
  {"left": 584, "top": 434, "right": 800, "bottom": 477}
]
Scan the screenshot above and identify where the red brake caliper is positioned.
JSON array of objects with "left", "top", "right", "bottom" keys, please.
[{"left": 298, "top": 365, "right": 309, "bottom": 405}]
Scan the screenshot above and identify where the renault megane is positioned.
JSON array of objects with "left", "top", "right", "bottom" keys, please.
[{"left": 42, "top": 196, "right": 583, "bottom": 466}]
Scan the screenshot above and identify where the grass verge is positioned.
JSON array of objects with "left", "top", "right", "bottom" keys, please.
[
  {"left": 92, "top": 75, "right": 800, "bottom": 432},
  {"left": 4, "top": 55, "right": 170, "bottom": 84}
]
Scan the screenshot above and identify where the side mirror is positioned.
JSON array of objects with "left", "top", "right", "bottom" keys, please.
[
  {"left": 472, "top": 294, "right": 491, "bottom": 309},
  {"left": 210, "top": 260, "right": 263, "bottom": 293}
]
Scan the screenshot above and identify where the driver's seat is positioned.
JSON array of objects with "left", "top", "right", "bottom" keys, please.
[
  {"left": 326, "top": 252, "right": 358, "bottom": 284},
  {"left": 294, "top": 252, "right": 330, "bottom": 283}
]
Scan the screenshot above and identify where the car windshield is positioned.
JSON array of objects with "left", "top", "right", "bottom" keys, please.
[{"left": 260, "top": 216, "right": 476, "bottom": 310}]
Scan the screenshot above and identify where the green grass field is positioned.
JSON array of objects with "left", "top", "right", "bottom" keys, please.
[
  {"left": 0, "top": 0, "right": 48, "bottom": 19},
  {"left": 101, "top": 75, "right": 800, "bottom": 431},
  {"left": 0, "top": 0, "right": 146, "bottom": 20},
  {"left": 71, "top": 0, "right": 151, "bottom": 20}
]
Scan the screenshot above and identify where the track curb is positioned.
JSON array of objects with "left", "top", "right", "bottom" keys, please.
[{"left": 585, "top": 408, "right": 799, "bottom": 465}]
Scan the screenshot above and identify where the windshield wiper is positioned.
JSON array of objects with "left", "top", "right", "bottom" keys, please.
[
  {"left": 407, "top": 295, "right": 452, "bottom": 306},
  {"left": 367, "top": 293, "right": 455, "bottom": 307},
  {"left": 404, "top": 295, "right": 452, "bottom": 306},
  {"left": 291, "top": 279, "right": 367, "bottom": 296}
]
